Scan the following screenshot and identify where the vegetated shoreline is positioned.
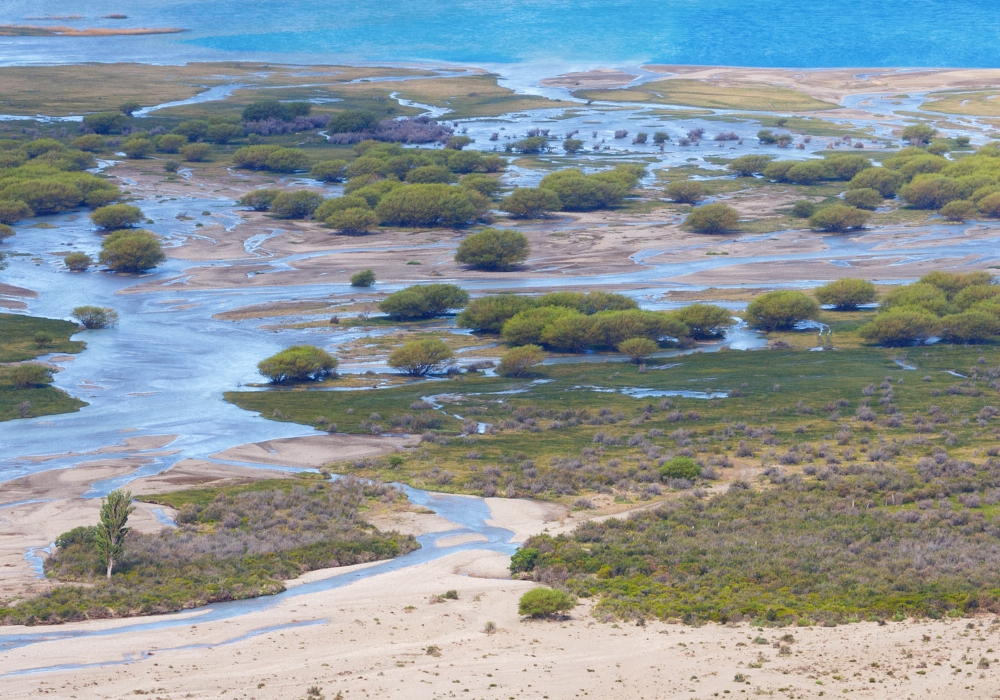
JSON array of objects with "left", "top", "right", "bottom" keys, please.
[{"left": 0, "top": 25, "right": 187, "bottom": 37}]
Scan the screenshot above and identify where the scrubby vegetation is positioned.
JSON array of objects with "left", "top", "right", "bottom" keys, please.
[
  {"left": 860, "top": 271, "right": 1000, "bottom": 345},
  {"left": 454, "top": 228, "right": 529, "bottom": 271},
  {"left": 258, "top": 345, "right": 338, "bottom": 383},
  {"left": 815, "top": 278, "right": 877, "bottom": 311},
  {"left": 99, "top": 229, "right": 165, "bottom": 273},
  {"left": 745, "top": 291, "right": 819, "bottom": 331},
  {"left": 0, "top": 477, "right": 417, "bottom": 624},
  {"left": 380, "top": 284, "right": 469, "bottom": 320},
  {"left": 684, "top": 203, "right": 739, "bottom": 233}
]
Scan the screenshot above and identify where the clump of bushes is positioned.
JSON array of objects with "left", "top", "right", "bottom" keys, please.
[
  {"left": 518, "top": 588, "right": 577, "bottom": 619},
  {"left": 497, "top": 345, "right": 545, "bottom": 377},
  {"left": 388, "top": 338, "right": 454, "bottom": 376},
  {"left": 745, "top": 291, "right": 819, "bottom": 332},
  {"left": 72, "top": 306, "right": 118, "bottom": 329},
  {"left": 814, "top": 278, "right": 877, "bottom": 310},
  {"left": 350, "top": 268, "right": 376, "bottom": 287},
  {"left": 808, "top": 204, "right": 870, "bottom": 232},
  {"left": 90, "top": 204, "right": 143, "bottom": 231}
]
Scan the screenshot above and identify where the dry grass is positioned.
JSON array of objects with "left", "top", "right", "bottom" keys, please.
[
  {"left": 921, "top": 90, "right": 1000, "bottom": 117},
  {"left": 574, "top": 79, "right": 837, "bottom": 112}
]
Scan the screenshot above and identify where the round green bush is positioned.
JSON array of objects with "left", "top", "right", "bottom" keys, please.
[
  {"left": 518, "top": 588, "right": 577, "bottom": 618},
  {"left": 808, "top": 204, "right": 870, "bottom": 232},
  {"left": 618, "top": 337, "right": 659, "bottom": 363},
  {"left": 456, "top": 294, "right": 538, "bottom": 333},
  {"left": 665, "top": 180, "right": 707, "bottom": 204},
  {"left": 843, "top": 188, "right": 883, "bottom": 211},
  {"left": 72, "top": 306, "right": 119, "bottom": 329},
  {"left": 64, "top": 252, "right": 93, "bottom": 271},
  {"left": 672, "top": 304, "right": 735, "bottom": 339},
  {"left": 684, "top": 203, "right": 739, "bottom": 233},
  {"left": 814, "top": 278, "right": 877, "bottom": 311},
  {"left": 98, "top": 229, "right": 165, "bottom": 273},
  {"left": 179, "top": 143, "right": 211, "bottom": 162},
  {"left": 379, "top": 284, "right": 469, "bottom": 320},
  {"left": 497, "top": 345, "right": 545, "bottom": 377},
  {"left": 310, "top": 160, "right": 348, "bottom": 182},
  {"left": 858, "top": 308, "right": 939, "bottom": 346},
  {"left": 122, "top": 137, "right": 153, "bottom": 159},
  {"left": 745, "top": 290, "right": 819, "bottom": 332},
  {"left": 270, "top": 191, "right": 323, "bottom": 219},
  {"left": 454, "top": 228, "right": 529, "bottom": 271},
  {"left": 941, "top": 200, "right": 977, "bottom": 222},
  {"left": 659, "top": 456, "right": 700, "bottom": 481},
  {"left": 257, "top": 345, "right": 338, "bottom": 383},
  {"left": 236, "top": 188, "right": 281, "bottom": 211},
  {"left": 327, "top": 208, "right": 378, "bottom": 235},
  {"left": 90, "top": 204, "right": 143, "bottom": 231},
  {"left": 350, "top": 269, "right": 376, "bottom": 287},
  {"left": 387, "top": 338, "right": 454, "bottom": 376},
  {"left": 0, "top": 223, "right": 13, "bottom": 243},
  {"left": 314, "top": 195, "right": 370, "bottom": 221},
  {"left": 790, "top": 200, "right": 817, "bottom": 218},
  {"left": 847, "top": 167, "right": 899, "bottom": 197},
  {"left": 155, "top": 134, "right": 188, "bottom": 153},
  {"left": 501, "top": 187, "right": 561, "bottom": 219}
]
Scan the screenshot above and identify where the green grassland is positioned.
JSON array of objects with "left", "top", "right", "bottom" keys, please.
[
  {"left": 0, "top": 313, "right": 86, "bottom": 421},
  {"left": 226, "top": 342, "right": 1000, "bottom": 501}
]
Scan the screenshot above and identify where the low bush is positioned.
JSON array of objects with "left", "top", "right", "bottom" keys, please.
[
  {"left": 388, "top": 338, "right": 454, "bottom": 376},
  {"left": 155, "top": 134, "right": 187, "bottom": 153},
  {"left": 497, "top": 345, "right": 545, "bottom": 377},
  {"left": 745, "top": 291, "right": 819, "bottom": 332},
  {"left": 727, "top": 154, "right": 772, "bottom": 177},
  {"left": 456, "top": 294, "right": 538, "bottom": 334},
  {"left": 379, "top": 284, "right": 469, "bottom": 320},
  {"left": 814, "top": 278, "right": 877, "bottom": 311},
  {"left": 618, "top": 337, "right": 658, "bottom": 363},
  {"left": 455, "top": 228, "right": 529, "bottom": 271},
  {"left": 99, "top": 230, "right": 165, "bottom": 273},
  {"left": 179, "top": 143, "right": 211, "bottom": 162},
  {"left": 82, "top": 112, "right": 126, "bottom": 134},
  {"left": 684, "top": 203, "right": 739, "bottom": 233},
  {"left": 64, "top": 252, "right": 92, "bottom": 271},
  {"left": 808, "top": 204, "right": 870, "bottom": 232},
  {"left": 659, "top": 456, "right": 700, "bottom": 480},
  {"left": 941, "top": 199, "right": 977, "bottom": 222},
  {"left": 236, "top": 189, "right": 281, "bottom": 211},
  {"left": 501, "top": 187, "right": 561, "bottom": 218},
  {"left": 310, "top": 160, "right": 348, "bottom": 182},
  {"left": 665, "top": 181, "right": 707, "bottom": 204},
  {"left": 937, "top": 311, "right": 1000, "bottom": 343},
  {"left": 672, "top": 304, "right": 735, "bottom": 339},
  {"left": 72, "top": 306, "right": 119, "bottom": 329},
  {"left": 518, "top": 588, "right": 577, "bottom": 618},
  {"left": 90, "top": 204, "right": 143, "bottom": 230},
  {"left": 0, "top": 200, "right": 32, "bottom": 224},
  {"left": 350, "top": 269, "right": 376, "bottom": 287},
  {"left": 258, "top": 345, "right": 338, "bottom": 383},
  {"left": 375, "top": 184, "right": 488, "bottom": 228},
  {"left": 122, "top": 137, "right": 153, "bottom": 159},
  {"left": 270, "top": 191, "right": 323, "bottom": 219},
  {"left": 858, "top": 308, "right": 939, "bottom": 346},
  {"left": 847, "top": 167, "right": 899, "bottom": 197},
  {"left": 843, "top": 188, "right": 882, "bottom": 210},
  {"left": 7, "top": 363, "right": 53, "bottom": 389},
  {"left": 327, "top": 208, "right": 378, "bottom": 235}
]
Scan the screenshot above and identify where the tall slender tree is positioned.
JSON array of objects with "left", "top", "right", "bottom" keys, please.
[{"left": 95, "top": 490, "right": 134, "bottom": 579}]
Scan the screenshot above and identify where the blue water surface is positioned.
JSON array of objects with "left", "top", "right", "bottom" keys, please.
[{"left": 2, "top": 0, "right": 1000, "bottom": 69}]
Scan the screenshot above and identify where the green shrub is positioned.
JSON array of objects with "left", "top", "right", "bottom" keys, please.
[
  {"left": 7, "top": 363, "right": 53, "bottom": 389},
  {"left": 236, "top": 188, "right": 281, "bottom": 211},
  {"left": 900, "top": 174, "right": 966, "bottom": 209},
  {"left": 784, "top": 160, "right": 830, "bottom": 185},
  {"left": 122, "top": 137, "right": 153, "bottom": 159},
  {"left": 745, "top": 290, "right": 819, "bottom": 332},
  {"left": 858, "top": 308, "right": 939, "bottom": 346},
  {"left": 406, "top": 165, "right": 455, "bottom": 184},
  {"left": 518, "top": 588, "right": 577, "bottom": 618},
  {"left": 232, "top": 145, "right": 279, "bottom": 170},
  {"left": 727, "top": 154, "right": 772, "bottom": 177},
  {"left": 348, "top": 179, "right": 403, "bottom": 207},
  {"left": 511, "top": 136, "right": 549, "bottom": 154},
  {"left": 659, "top": 456, "right": 700, "bottom": 480},
  {"left": 880, "top": 283, "right": 950, "bottom": 315},
  {"left": 684, "top": 203, "right": 739, "bottom": 233},
  {"left": 379, "top": 284, "right": 469, "bottom": 320},
  {"left": 459, "top": 174, "right": 501, "bottom": 198},
  {"left": 375, "top": 184, "right": 487, "bottom": 228},
  {"left": 497, "top": 345, "right": 545, "bottom": 377},
  {"left": 387, "top": 338, "right": 454, "bottom": 376},
  {"left": 0, "top": 199, "right": 32, "bottom": 224},
  {"left": 71, "top": 134, "right": 106, "bottom": 152},
  {"left": 501, "top": 187, "right": 561, "bottom": 218},
  {"left": 310, "top": 160, "right": 348, "bottom": 182},
  {"left": 1, "top": 180, "right": 81, "bottom": 215},
  {"left": 814, "top": 278, "right": 877, "bottom": 310},
  {"left": 206, "top": 123, "right": 243, "bottom": 144},
  {"left": 0, "top": 223, "right": 13, "bottom": 242},
  {"left": 270, "top": 191, "right": 323, "bottom": 219},
  {"left": 264, "top": 148, "right": 309, "bottom": 173},
  {"left": 242, "top": 100, "right": 311, "bottom": 122},
  {"left": 618, "top": 337, "right": 658, "bottom": 363},
  {"left": 538, "top": 167, "right": 638, "bottom": 211},
  {"left": 901, "top": 124, "right": 936, "bottom": 144},
  {"left": 955, "top": 283, "right": 1000, "bottom": 310},
  {"left": 72, "top": 306, "right": 119, "bottom": 329},
  {"left": 173, "top": 119, "right": 210, "bottom": 140},
  {"left": 941, "top": 200, "right": 977, "bottom": 221},
  {"left": 455, "top": 228, "right": 529, "bottom": 271},
  {"left": 456, "top": 294, "right": 538, "bottom": 333},
  {"left": 446, "top": 135, "right": 473, "bottom": 150},
  {"left": 807, "top": 204, "right": 870, "bottom": 232},
  {"left": 327, "top": 208, "right": 378, "bottom": 235},
  {"left": 938, "top": 311, "right": 1000, "bottom": 343},
  {"left": 665, "top": 180, "right": 707, "bottom": 204},
  {"left": 64, "top": 252, "right": 92, "bottom": 271},
  {"left": 98, "top": 229, "right": 165, "bottom": 273},
  {"left": 350, "top": 269, "right": 376, "bottom": 287},
  {"left": 763, "top": 160, "right": 796, "bottom": 181},
  {"left": 90, "top": 204, "right": 143, "bottom": 230},
  {"left": 672, "top": 304, "right": 735, "bottom": 339},
  {"left": 509, "top": 547, "right": 540, "bottom": 574},
  {"left": 258, "top": 345, "right": 338, "bottom": 383},
  {"left": 919, "top": 271, "right": 992, "bottom": 299},
  {"left": 848, "top": 167, "right": 899, "bottom": 197},
  {"left": 843, "top": 188, "right": 882, "bottom": 210},
  {"left": 590, "top": 309, "right": 687, "bottom": 348},
  {"left": 538, "top": 312, "right": 594, "bottom": 352},
  {"left": 155, "top": 134, "right": 188, "bottom": 153},
  {"left": 537, "top": 291, "right": 638, "bottom": 314},
  {"left": 563, "top": 137, "right": 584, "bottom": 154},
  {"left": 82, "top": 112, "right": 126, "bottom": 134},
  {"left": 502, "top": 306, "right": 577, "bottom": 346},
  {"left": 179, "top": 143, "right": 211, "bottom": 162}
]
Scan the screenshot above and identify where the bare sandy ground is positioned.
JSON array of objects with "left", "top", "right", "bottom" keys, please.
[
  {"left": 209, "top": 433, "right": 420, "bottom": 469},
  {"left": 3, "top": 549, "right": 998, "bottom": 699},
  {"left": 541, "top": 68, "right": 639, "bottom": 89},
  {"left": 641, "top": 64, "right": 1000, "bottom": 103}
]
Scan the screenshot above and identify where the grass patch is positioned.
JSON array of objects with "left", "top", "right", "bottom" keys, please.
[
  {"left": 574, "top": 79, "right": 837, "bottom": 112},
  {"left": 921, "top": 90, "right": 1000, "bottom": 117},
  {"left": 226, "top": 344, "right": 1000, "bottom": 502}
]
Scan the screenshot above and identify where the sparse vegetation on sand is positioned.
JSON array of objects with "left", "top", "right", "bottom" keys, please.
[
  {"left": 572, "top": 79, "right": 836, "bottom": 111},
  {"left": 0, "top": 476, "right": 417, "bottom": 625}
]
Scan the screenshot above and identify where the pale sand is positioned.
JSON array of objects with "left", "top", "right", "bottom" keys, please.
[
  {"left": 209, "top": 434, "right": 420, "bottom": 469},
  {"left": 433, "top": 533, "right": 489, "bottom": 548},
  {"left": 484, "top": 497, "right": 568, "bottom": 544},
  {"left": 540, "top": 68, "right": 639, "bottom": 89},
  {"left": 3, "top": 550, "right": 997, "bottom": 699},
  {"left": 641, "top": 64, "right": 1000, "bottom": 103}
]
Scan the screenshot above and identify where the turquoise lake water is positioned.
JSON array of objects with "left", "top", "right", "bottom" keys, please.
[{"left": 2, "top": 0, "right": 1000, "bottom": 69}]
